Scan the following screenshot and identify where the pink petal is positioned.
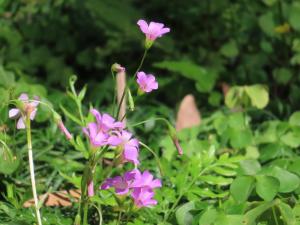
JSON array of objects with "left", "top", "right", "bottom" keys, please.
[
  {"left": 17, "top": 117, "right": 26, "bottom": 129},
  {"left": 30, "top": 109, "right": 37, "bottom": 120},
  {"left": 137, "top": 19, "right": 149, "bottom": 33},
  {"left": 19, "top": 93, "right": 29, "bottom": 101},
  {"left": 9, "top": 108, "right": 20, "bottom": 118}
]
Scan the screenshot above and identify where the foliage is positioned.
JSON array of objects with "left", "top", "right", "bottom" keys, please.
[{"left": 0, "top": 0, "right": 300, "bottom": 224}]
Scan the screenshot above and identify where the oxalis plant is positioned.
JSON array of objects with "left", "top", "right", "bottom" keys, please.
[{"left": 7, "top": 19, "right": 181, "bottom": 225}]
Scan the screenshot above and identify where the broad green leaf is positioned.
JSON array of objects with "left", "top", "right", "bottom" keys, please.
[
  {"left": 239, "top": 159, "right": 261, "bottom": 175},
  {"left": 280, "top": 131, "right": 300, "bottom": 148},
  {"left": 199, "top": 208, "right": 217, "bottom": 225},
  {"left": 176, "top": 201, "right": 195, "bottom": 225},
  {"left": 262, "top": 0, "right": 277, "bottom": 6},
  {"left": 154, "top": 60, "right": 217, "bottom": 92},
  {"left": 0, "top": 66, "right": 15, "bottom": 87},
  {"left": 269, "top": 167, "right": 300, "bottom": 193},
  {"left": 229, "top": 128, "right": 253, "bottom": 149},
  {"left": 259, "top": 12, "right": 275, "bottom": 36},
  {"left": 289, "top": 111, "right": 300, "bottom": 126},
  {"left": 256, "top": 175, "right": 279, "bottom": 201},
  {"left": 230, "top": 176, "right": 255, "bottom": 203},
  {"left": 273, "top": 68, "right": 292, "bottom": 85},
  {"left": 289, "top": 3, "right": 300, "bottom": 31},
  {"left": 245, "top": 85, "right": 269, "bottom": 109},
  {"left": 220, "top": 40, "right": 239, "bottom": 58}
]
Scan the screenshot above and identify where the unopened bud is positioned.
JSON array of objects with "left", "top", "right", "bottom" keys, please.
[
  {"left": 167, "top": 123, "right": 183, "bottom": 155},
  {"left": 127, "top": 88, "right": 135, "bottom": 111},
  {"left": 111, "top": 63, "right": 125, "bottom": 73}
]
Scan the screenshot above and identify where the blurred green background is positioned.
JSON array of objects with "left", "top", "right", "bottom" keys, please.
[{"left": 1, "top": 0, "right": 300, "bottom": 117}]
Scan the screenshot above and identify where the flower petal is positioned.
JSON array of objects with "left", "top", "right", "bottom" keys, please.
[{"left": 9, "top": 108, "right": 20, "bottom": 118}]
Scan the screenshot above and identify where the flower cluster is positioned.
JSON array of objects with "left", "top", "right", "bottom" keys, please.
[
  {"left": 83, "top": 109, "right": 140, "bottom": 165},
  {"left": 9, "top": 93, "right": 39, "bottom": 129},
  {"left": 101, "top": 169, "right": 161, "bottom": 208}
]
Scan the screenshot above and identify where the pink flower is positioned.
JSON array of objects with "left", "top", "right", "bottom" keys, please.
[
  {"left": 9, "top": 93, "right": 39, "bottom": 129},
  {"left": 108, "top": 130, "right": 140, "bottom": 165},
  {"left": 100, "top": 169, "right": 161, "bottom": 208},
  {"left": 131, "top": 187, "right": 157, "bottom": 208},
  {"left": 137, "top": 19, "right": 170, "bottom": 41},
  {"left": 83, "top": 122, "right": 109, "bottom": 147},
  {"left": 91, "top": 109, "right": 124, "bottom": 132},
  {"left": 131, "top": 170, "right": 162, "bottom": 189},
  {"left": 83, "top": 109, "right": 125, "bottom": 147},
  {"left": 101, "top": 170, "right": 136, "bottom": 195},
  {"left": 136, "top": 72, "right": 158, "bottom": 93}
]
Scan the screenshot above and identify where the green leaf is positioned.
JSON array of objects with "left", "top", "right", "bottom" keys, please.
[
  {"left": 176, "top": 201, "right": 195, "bottom": 225},
  {"left": 256, "top": 175, "right": 279, "bottom": 201},
  {"left": 280, "top": 131, "right": 300, "bottom": 148},
  {"left": 273, "top": 68, "right": 292, "bottom": 85},
  {"left": 220, "top": 40, "right": 239, "bottom": 58},
  {"left": 230, "top": 176, "right": 255, "bottom": 203},
  {"left": 0, "top": 66, "right": 15, "bottom": 87},
  {"left": 239, "top": 159, "right": 261, "bottom": 176},
  {"left": 269, "top": 167, "right": 300, "bottom": 193},
  {"left": 289, "top": 3, "right": 300, "bottom": 31},
  {"left": 262, "top": 0, "right": 277, "bottom": 6},
  {"left": 229, "top": 128, "right": 253, "bottom": 149},
  {"left": 200, "top": 175, "right": 233, "bottom": 186},
  {"left": 60, "top": 104, "right": 82, "bottom": 125},
  {"left": 199, "top": 208, "right": 217, "bottom": 225},
  {"left": 277, "top": 201, "right": 296, "bottom": 225},
  {"left": 259, "top": 12, "right": 275, "bottom": 36},
  {"left": 289, "top": 111, "right": 300, "bottom": 126},
  {"left": 245, "top": 85, "right": 269, "bottom": 109},
  {"left": 154, "top": 60, "right": 217, "bottom": 92}
]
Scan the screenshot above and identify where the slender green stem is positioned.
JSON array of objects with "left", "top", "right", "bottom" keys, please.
[
  {"left": 115, "top": 48, "right": 148, "bottom": 119},
  {"left": 25, "top": 118, "right": 43, "bottom": 225},
  {"left": 272, "top": 206, "right": 279, "bottom": 225},
  {"left": 133, "top": 49, "right": 148, "bottom": 80},
  {"left": 139, "top": 141, "right": 163, "bottom": 176},
  {"left": 117, "top": 211, "right": 122, "bottom": 225},
  {"left": 163, "top": 166, "right": 212, "bottom": 222},
  {"left": 83, "top": 201, "right": 89, "bottom": 225}
]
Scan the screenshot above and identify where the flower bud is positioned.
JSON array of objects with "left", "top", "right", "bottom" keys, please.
[
  {"left": 53, "top": 112, "right": 72, "bottom": 140},
  {"left": 167, "top": 123, "right": 183, "bottom": 155},
  {"left": 127, "top": 88, "right": 135, "bottom": 111},
  {"left": 111, "top": 63, "right": 125, "bottom": 73}
]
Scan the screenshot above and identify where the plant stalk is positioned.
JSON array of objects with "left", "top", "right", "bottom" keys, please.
[{"left": 26, "top": 118, "right": 43, "bottom": 225}]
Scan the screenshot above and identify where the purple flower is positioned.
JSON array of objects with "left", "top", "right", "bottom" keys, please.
[
  {"left": 136, "top": 72, "right": 158, "bottom": 93},
  {"left": 9, "top": 93, "right": 39, "bottom": 129},
  {"left": 108, "top": 130, "right": 140, "bottom": 165},
  {"left": 83, "top": 122, "right": 108, "bottom": 147},
  {"left": 101, "top": 170, "right": 136, "bottom": 195},
  {"left": 83, "top": 109, "right": 125, "bottom": 147},
  {"left": 100, "top": 169, "right": 161, "bottom": 208},
  {"left": 137, "top": 19, "right": 170, "bottom": 41},
  {"left": 131, "top": 170, "right": 162, "bottom": 189},
  {"left": 131, "top": 187, "right": 157, "bottom": 208},
  {"left": 91, "top": 109, "right": 124, "bottom": 132}
]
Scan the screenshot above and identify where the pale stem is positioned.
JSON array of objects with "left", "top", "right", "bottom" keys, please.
[{"left": 26, "top": 118, "right": 43, "bottom": 225}]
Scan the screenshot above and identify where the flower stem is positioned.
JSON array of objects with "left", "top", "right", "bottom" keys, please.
[
  {"left": 83, "top": 201, "right": 89, "bottom": 225},
  {"left": 26, "top": 118, "right": 43, "bottom": 225},
  {"left": 115, "top": 49, "right": 148, "bottom": 119}
]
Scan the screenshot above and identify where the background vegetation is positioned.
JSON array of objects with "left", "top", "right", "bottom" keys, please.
[{"left": 1, "top": 0, "right": 300, "bottom": 224}]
